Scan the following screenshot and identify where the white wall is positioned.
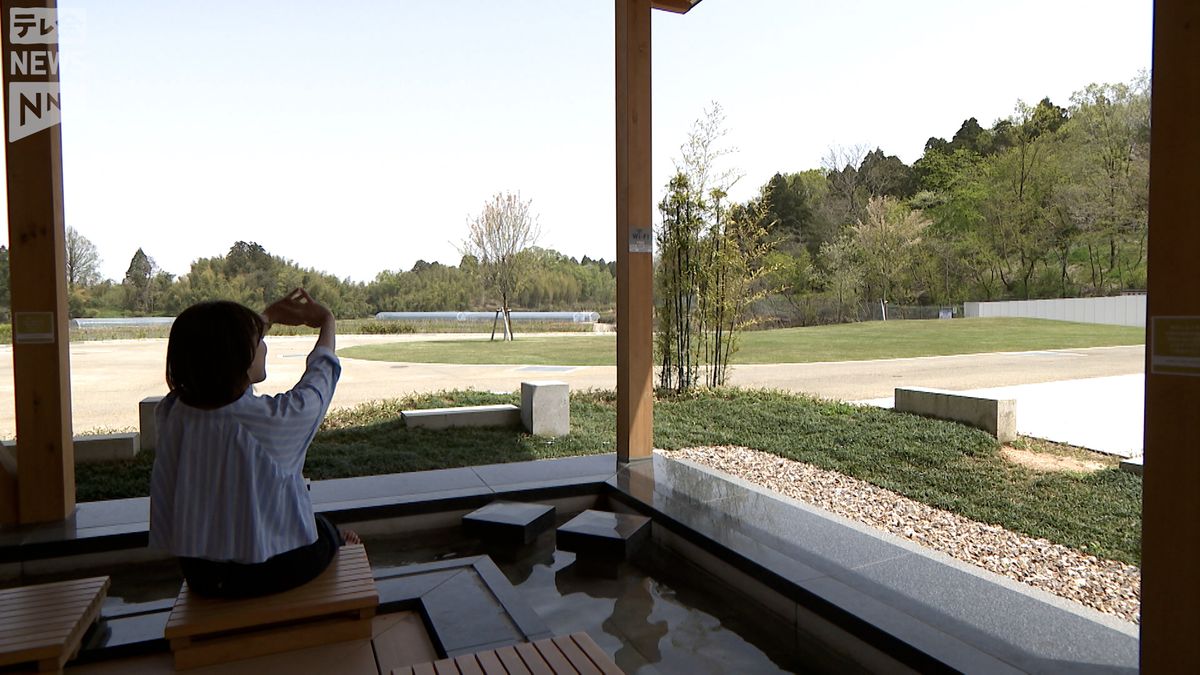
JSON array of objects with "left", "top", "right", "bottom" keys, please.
[{"left": 963, "top": 296, "right": 1146, "bottom": 327}]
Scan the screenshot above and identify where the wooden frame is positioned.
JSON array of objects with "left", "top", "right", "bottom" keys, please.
[
  {"left": 615, "top": 0, "right": 655, "bottom": 463},
  {"left": 1, "top": 0, "right": 75, "bottom": 525},
  {"left": 1139, "top": 0, "right": 1200, "bottom": 669}
]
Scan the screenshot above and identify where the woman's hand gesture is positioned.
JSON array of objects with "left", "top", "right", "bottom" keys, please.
[{"left": 263, "top": 289, "right": 334, "bottom": 329}]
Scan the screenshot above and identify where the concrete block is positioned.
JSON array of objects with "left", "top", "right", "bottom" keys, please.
[
  {"left": 1119, "top": 455, "right": 1143, "bottom": 476},
  {"left": 3, "top": 433, "right": 141, "bottom": 464},
  {"left": 895, "top": 387, "right": 1017, "bottom": 443},
  {"left": 74, "top": 433, "right": 140, "bottom": 462},
  {"left": 520, "top": 380, "right": 570, "bottom": 437},
  {"left": 402, "top": 404, "right": 521, "bottom": 431},
  {"left": 139, "top": 395, "right": 164, "bottom": 451}
]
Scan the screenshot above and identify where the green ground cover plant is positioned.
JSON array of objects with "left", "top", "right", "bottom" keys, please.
[
  {"left": 76, "top": 388, "right": 1141, "bottom": 565},
  {"left": 339, "top": 318, "right": 1144, "bottom": 366}
]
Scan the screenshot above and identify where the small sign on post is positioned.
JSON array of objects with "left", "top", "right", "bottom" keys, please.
[
  {"left": 1151, "top": 316, "right": 1200, "bottom": 377},
  {"left": 628, "top": 227, "right": 652, "bottom": 254},
  {"left": 13, "top": 311, "right": 54, "bottom": 343}
]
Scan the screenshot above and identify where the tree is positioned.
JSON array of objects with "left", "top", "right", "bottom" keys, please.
[
  {"left": 851, "top": 196, "right": 930, "bottom": 308},
  {"left": 821, "top": 144, "right": 869, "bottom": 224},
  {"left": 123, "top": 248, "right": 157, "bottom": 314},
  {"left": 655, "top": 104, "right": 778, "bottom": 393},
  {"left": 460, "top": 191, "right": 541, "bottom": 339},
  {"left": 858, "top": 148, "right": 917, "bottom": 199},
  {"left": 817, "top": 234, "right": 862, "bottom": 323},
  {"left": 65, "top": 226, "right": 102, "bottom": 289},
  {"left": 1060, "top": 77, "right": 1150, "bottom": 293}
]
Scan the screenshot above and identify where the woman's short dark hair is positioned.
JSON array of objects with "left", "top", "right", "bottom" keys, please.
[{"left": 166, "top": 301, "right": 265, "bottom": 408}]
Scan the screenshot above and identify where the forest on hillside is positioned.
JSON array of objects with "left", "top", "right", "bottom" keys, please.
[{"left": 0, "top": 75, "right": 1148, "bottom": 325}]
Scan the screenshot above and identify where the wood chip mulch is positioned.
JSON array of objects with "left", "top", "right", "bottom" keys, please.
[{"left": 662, "top": 445, "right": 1141, "bottom": 624}]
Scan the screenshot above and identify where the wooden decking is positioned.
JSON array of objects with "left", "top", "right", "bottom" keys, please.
[
  {"left": 0, "top": 576, "right": 110, "bottom": 673},
  {"left": 164, "top": 544, "right": 379, "bottom": 670},
  {"left": 394, "top": 633, "right": 623, "bottom": 675}
]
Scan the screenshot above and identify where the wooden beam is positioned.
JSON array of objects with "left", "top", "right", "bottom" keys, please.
[
  {"left": 1, "top": 0, "right": 75, "bottom": 524},
  {"left": 1140, "top": 0, "right": 1200, "bottom": 670},
  {"left": 651, "top": 0, "right": 700, "bottom": 14},
  {"left": 615, "top": 0, "right": 654, "bottom": 463}
]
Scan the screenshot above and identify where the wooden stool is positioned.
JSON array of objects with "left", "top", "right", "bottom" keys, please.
[
  {"left": 0, "top": 576, "right": 110, "bottom": 673},
  {"left": 394, "top": 632, "right": 623, "bottom": 675},
  {"left": 165, "top": 544, "right": 378, "bottom": 670}
]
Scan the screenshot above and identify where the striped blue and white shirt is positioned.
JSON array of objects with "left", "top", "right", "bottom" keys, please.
[{"left": 149, "top": 346, "right": 341, "bottom": 564}]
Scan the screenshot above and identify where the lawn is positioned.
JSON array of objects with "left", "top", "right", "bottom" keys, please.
[
  {"left": 77, "top": 388, "right": 1142, "bottom": 566},
  {"left": 338, "top": 317, "right": 1145, "bottom": 366}
]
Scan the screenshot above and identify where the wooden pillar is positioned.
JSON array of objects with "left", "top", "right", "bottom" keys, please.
[
  {"left": 1, "top": 0, "right": 75, "bottom": 525},
  {"left": 615, "top": 0, "right": 653, "bottom": 463},
  {"left": 1140, "top": 0, "right": 1200, "bottom": 669}
]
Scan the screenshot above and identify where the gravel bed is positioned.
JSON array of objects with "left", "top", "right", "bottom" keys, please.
[{"left": 662, "top": 445, "right": 1141, "bottom": 624}]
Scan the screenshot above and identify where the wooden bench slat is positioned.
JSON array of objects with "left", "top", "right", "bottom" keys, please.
[
  {"left": 474, "top": 649, "right": 507, "bottom": 675},
  {"left": 568, "top": 634, "right": 622, "bottom": 675},
  {"left": 514, "top": 642, "right": 554, "bottom": 675},
  {"left": 169, "top": 574, "right": 378, "bottom": 612},
  {"left": 0, "top": 576, "right": 108, "bottom": 671},
  {"left": 0, "top": 577, "right": 107, "bottom": 601},
  {"left": 531, "top": 638, "right": 577, "bottom": 675},
  {"left": 496, "top": 644, "right": 534, "bottom": 675},
  {"left": 454, "top": 653, "right": 486, "bottom": 675},
  {"left": 551, "top": 636, "right": 600, "bottom": 675},
  {"left": 165, "top": 587, "right": 379, "bottom": 637},
  {"left": 165, "top": 545, "right": 379, "bottom": 670},
  {"left": 0, "top": 589, "right": 108, "bottom": 617},
  {"left": 168, "top": 578, "right": 378, "bottom": 620},
  {"left": 405, "top": 632, "right": 622, "bottom": 675},
  {"left": 0, "top": 615, "right": 103, "bottom": 643},
  {"left": 0, "top": 638, "right": 63, "bottom": 666},
  {"left": 171, "top": 612, "right": 373, "bottom": 671}
]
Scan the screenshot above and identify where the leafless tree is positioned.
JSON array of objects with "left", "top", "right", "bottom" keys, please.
[
  {"left": 459, "top": 192, "right": 540, "bottom": 340},
  {"left": 65, "top": 226, "right": 102, "bottom": 288},
  {"left": 822, "top": 144, "right": 870, "bottom": 224}
]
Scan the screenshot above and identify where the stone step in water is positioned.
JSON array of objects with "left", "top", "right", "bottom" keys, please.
[
  {"left": 462, "top": 501, "right": 557, "bottom": 546},
  {"left": 556, "top": 509, "right": 650, "bottom": 562}
]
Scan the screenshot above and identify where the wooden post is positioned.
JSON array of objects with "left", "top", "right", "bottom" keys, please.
[
  {"left": 1, "top": 0, "right": 75, "bottom": 524},
  {"left": 615, "top": 0, "right": 653, "bottom": 463},
  {"left": 1140, "top": 0, "right": 1200, "bottom": 669}
]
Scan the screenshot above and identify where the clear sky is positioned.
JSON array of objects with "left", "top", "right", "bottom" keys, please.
[{"left": 1, "top": 0, "right": 1152, "bottom": 283}]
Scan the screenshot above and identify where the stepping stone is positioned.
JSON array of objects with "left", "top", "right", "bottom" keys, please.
[
  {"left": 556, "top": 509, "right": 650, "bottom": 561},
  {"left": 463, "top": 501, "right": 556, "bottom": 546}
]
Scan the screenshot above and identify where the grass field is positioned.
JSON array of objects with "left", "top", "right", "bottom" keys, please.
[
  {"left": 338, "top": 317, "right": 1145, "bottom": 366},
  {"left": 75, "top": 388, "right": 1141, "bottom": 565}
]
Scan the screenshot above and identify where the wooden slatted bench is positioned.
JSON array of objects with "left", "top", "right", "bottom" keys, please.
[
  {"left": 0, "top": 576, "right": 110, "bottom": 673},
  {"left": 393, "top": 632, "right": 623, "bottom": 675},
  {"left": 165, "top": 543, "right": 379, "bottom": 670}
]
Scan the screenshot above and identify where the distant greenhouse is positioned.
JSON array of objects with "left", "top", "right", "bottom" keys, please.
[
  {"left": 70, "top": 317, "right": 175, "bottom": 329},
  {"left": 375, "top": 311, "right": 599, "bottom": 323}
]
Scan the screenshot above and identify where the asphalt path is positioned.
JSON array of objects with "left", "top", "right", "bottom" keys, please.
[{"left": 0, "top": 334, "right": 1144, "bottom": 438}]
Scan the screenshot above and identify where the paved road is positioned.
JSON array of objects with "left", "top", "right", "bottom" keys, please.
[{"left": 0, "top": 336, "right": 1144, "bottom": 438}]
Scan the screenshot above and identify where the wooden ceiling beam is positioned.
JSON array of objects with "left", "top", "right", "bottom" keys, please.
[{"left": 651, "top": 0, "right": 701, "bottom": 14}]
